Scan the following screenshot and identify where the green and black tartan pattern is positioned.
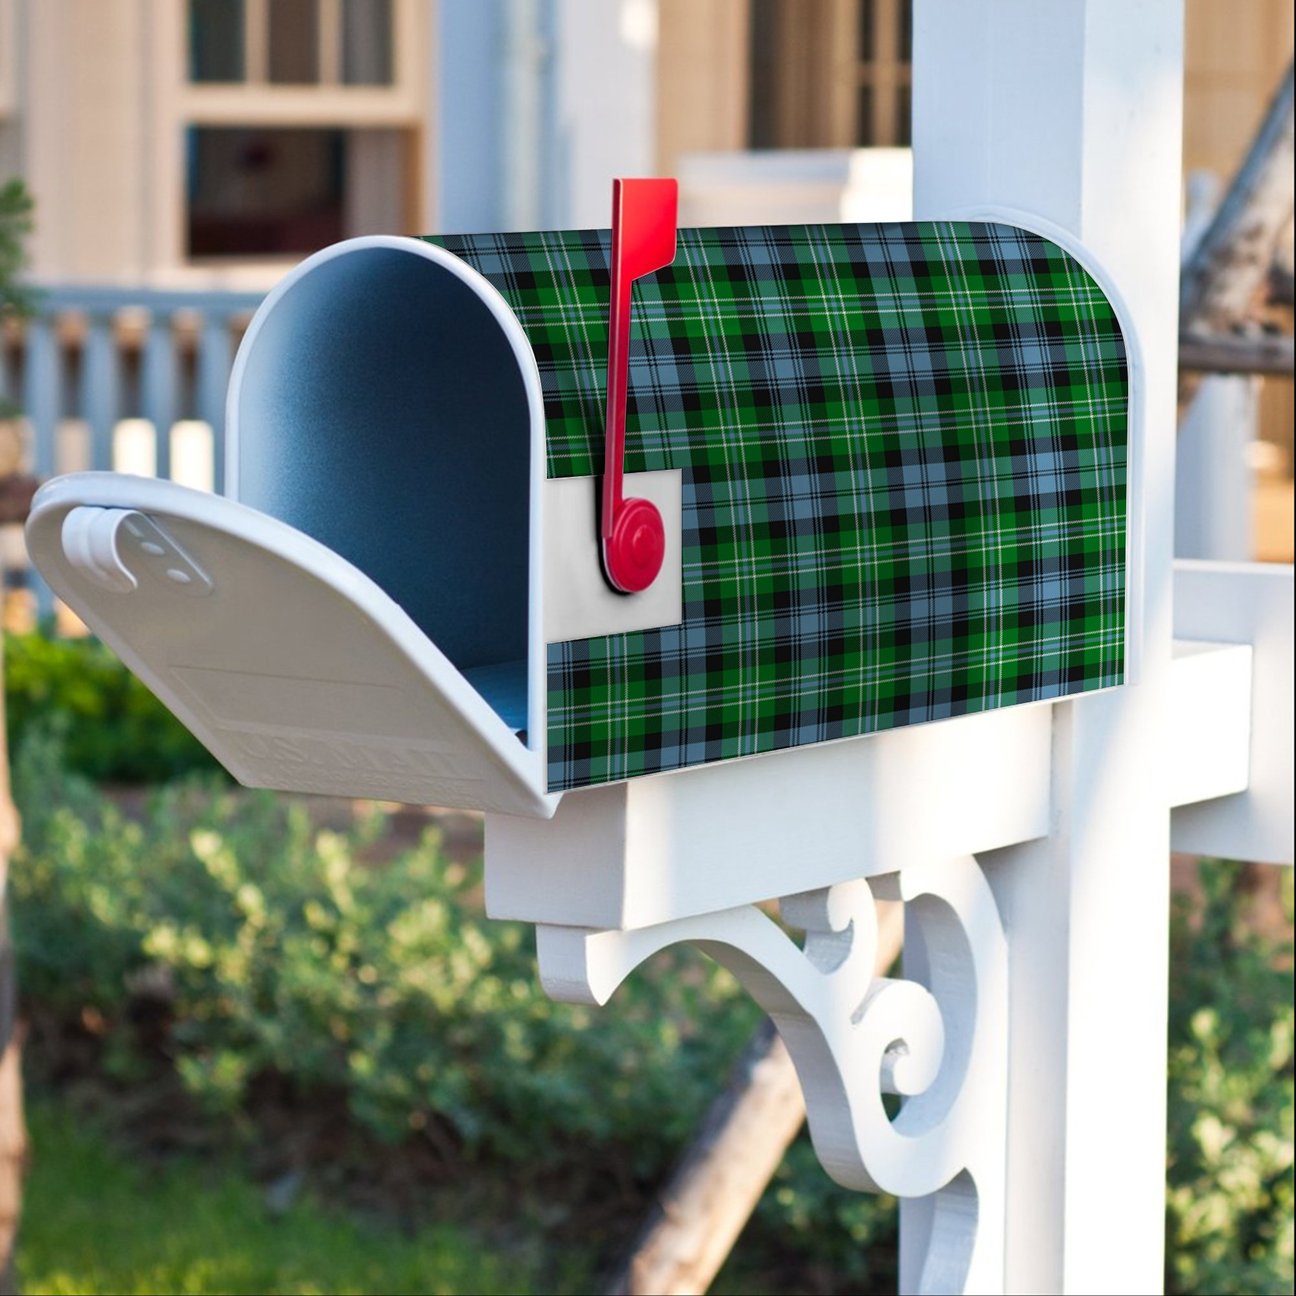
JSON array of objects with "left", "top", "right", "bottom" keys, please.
[{"left": 432, "top": 223, "right": 1129, "bottom": 793}]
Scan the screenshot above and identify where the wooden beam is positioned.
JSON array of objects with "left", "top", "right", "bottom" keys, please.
[
  {"left": 1270, "top": 219, "right": 1294, "bottom": 306},
  {"left": 1275, "top": 212, "right": 1296, "bottom": 305},
  {"left": 607, "top": 1020, "right": 805, "bottom": 1296},
  {"left": 1179, "top": 331, "right": 1295, "bottom": 376},
  {"left": 1271, "top": 262, "right": 1294, "bottom": 307},
  {"left": 1180, "top": 62, "right": 1294, "bottom": 334},
  {"left": 0, "top": 618, "right": 24, "bottom": 1292},
  {"left": 607, "top": 903, "right": 905, "bottom": 1296}
]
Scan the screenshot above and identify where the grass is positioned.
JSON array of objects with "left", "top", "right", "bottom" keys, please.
[{"left": 17, "top": 1101, "right": 552, "bottom": 1295}]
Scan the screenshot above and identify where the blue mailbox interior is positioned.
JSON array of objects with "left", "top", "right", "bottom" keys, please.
[{"left": 232, "top": 244, "right": 533, "bottom": 733}]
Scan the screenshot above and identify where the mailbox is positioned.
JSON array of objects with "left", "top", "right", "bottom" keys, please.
[{"left": 26, "top": 185, "right": 1130, "bottom": 818}]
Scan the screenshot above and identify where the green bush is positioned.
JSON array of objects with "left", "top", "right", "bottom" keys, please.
[
  {"left": 9, "top": 723, "right": 1292, "bottom": 1293},
  {"left": 1166, "top": 861, "right": 1294, "bottom": 1295},
  {"left": 11, "top": 726, "right": 759, "bottom": 1171},
  {"left": 11, "top": 724, "right": 900, "bottom": 1290},
  {"left": 725, "top": 1137, "right": 898, "bottom": 1294},
  {"left": 4, "top": 631, "right": 220, "bottom": 783}
]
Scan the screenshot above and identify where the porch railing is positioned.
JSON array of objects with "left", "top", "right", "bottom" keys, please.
[{"left": 1, "top": 284, "right": 265, "bottom": 618}]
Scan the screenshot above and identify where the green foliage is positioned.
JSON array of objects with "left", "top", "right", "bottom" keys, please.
[
  {"left": 0, "top": 176, "right": 35, "bottom": 419},
  {"left": 0, "top": 177, "right": 34, "bottom": 314},
  {"left": 9, "top": 726, "right": 1293, "bottom": 1293},
  {"left": 19, "top": 1101, "right": 551, "bottom": 1295},
  {"left": 10, "top": 728, "right": 758, "bottom": 1172},
  {"left": 721, "top": 1137, "right": 898, "bottom": 1294},
  {"left": 1166, "top": 862, "right": 1294, "bottom": 1296},
  {"left": 4, "top": 631, "right": 221, "bottom": 783}
]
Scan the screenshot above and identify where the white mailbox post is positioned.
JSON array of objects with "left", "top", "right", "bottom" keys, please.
[
  {"left": 22, "top": 3, "right": 1294, "bottom": 1293},
  {"left": 499, "top": 5, "right": 1293, "bottom": 1292}
]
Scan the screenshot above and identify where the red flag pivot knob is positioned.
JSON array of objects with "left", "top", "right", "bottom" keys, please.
[{"left": 604, "top": 495, "right": 666, "bottom": 593}]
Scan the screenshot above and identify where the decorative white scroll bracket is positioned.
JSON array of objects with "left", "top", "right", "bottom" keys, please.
[{"left": 536, "top": 856, "right": 1008, "bottom": 1295}]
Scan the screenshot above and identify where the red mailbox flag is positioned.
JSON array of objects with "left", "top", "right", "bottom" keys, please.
[{"left": 601, "top": 177, "right": 678, "bottom": 593}]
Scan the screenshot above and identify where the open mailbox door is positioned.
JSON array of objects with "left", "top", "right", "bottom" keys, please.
[{"left": 27, "top": 473, "right": 556, "bottom": 818}]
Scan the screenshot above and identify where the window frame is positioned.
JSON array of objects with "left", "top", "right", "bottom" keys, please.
[
  {"left": 748, "top": 0, "right": 913, "bottom": 150},
  {"left": 151, "top": 0, "right": 426, "bottom": 278},
  {"left": 182, "top": 0, "right": 421, "bottom": 123}
]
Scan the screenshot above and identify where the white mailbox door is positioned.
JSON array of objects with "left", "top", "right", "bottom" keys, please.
[{"left": 26, "top": 473, "right": 556, "bottom": 819}]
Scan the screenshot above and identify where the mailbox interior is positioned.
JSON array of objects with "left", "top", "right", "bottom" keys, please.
[{"left": 228, "top": 238, "right": 543, "bottom": 741}]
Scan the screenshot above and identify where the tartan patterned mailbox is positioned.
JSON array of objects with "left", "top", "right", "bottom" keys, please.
[
  {"left": 439, "top": 219, "right": 1129, "bottom": 793},
  {"left": 26, "top": 200, "right": 1129, "bottom": 816}
]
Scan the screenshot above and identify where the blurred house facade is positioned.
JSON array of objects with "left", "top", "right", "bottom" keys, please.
[
  {"left": 0, "top": 0, "right": 1289, "bottom": 277},
  {"left": 0, "top": 0, "right": 429, "bottom": 289},
  {"left": 2, "top": 0, "right": 1285, "bottom": 270},
  {"left": 0, "top": 0, "right": 1289, "bottom": 572}
]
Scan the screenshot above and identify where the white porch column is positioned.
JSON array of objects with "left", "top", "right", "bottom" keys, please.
[
  {"left": 1175, "top": 376, "right": 1259, "bottom": 561},
  {"left": 549, "top": 0, "right": 658, "bottom": 227},
  {"left": 911, "top": 4, "right": 1184, "bottom": 1293}
]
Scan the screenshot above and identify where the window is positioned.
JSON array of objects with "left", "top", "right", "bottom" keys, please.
[
  {"left": 342, "top": 0, "right": 394, "bottom": 85},
  {"left": 749, "top": 0, "right": 913, "bottom": 149},
  {"left": 186, "top": 126, "right": 412, "bottom": 259},
  {"left": 187, "top": 127, "right": 345, "bottom": 256},
  {"left": 187, "top": 0, "right": 395, "bottom": 87},
  {"left": 269, "top": 0, "right": 320, "bottom": 85},
  {"left": 190, "top": 0, "right": 246, "bottom": 82},
  {"left": 166, "top": 0, "right": 423, "bottom": 265},
  {"left": 855, "top": 0, "right": 912, "bottom": 145}
]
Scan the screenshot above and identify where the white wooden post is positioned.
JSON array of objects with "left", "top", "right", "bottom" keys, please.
[
  {"left": 1175, "top": 377, "right": 1258, "bottom": 561},
  {"left": 911, "top": 3, "right": 1183, "bottom": 1291}
]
